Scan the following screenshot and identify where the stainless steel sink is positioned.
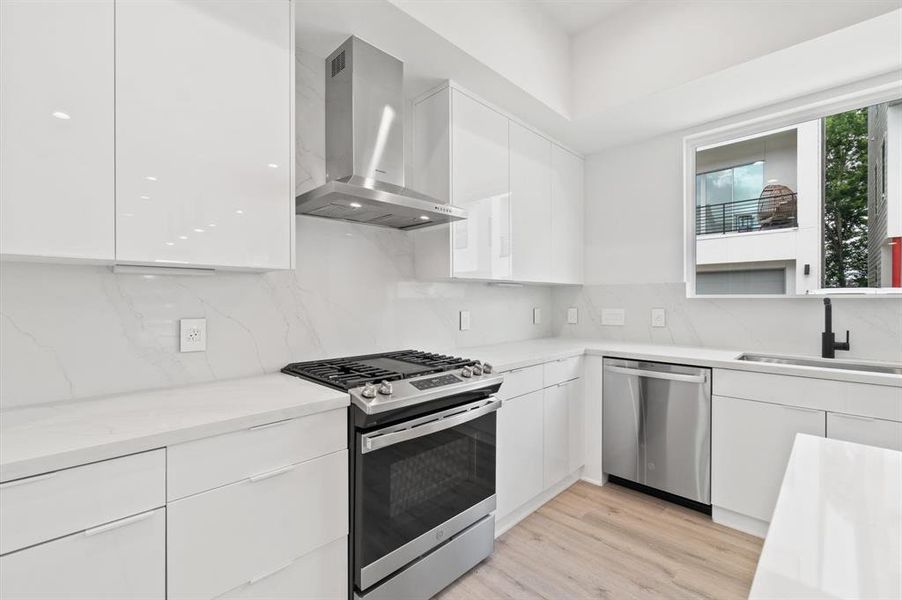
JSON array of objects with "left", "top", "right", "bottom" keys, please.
[{"left": 736, "top": 353, "right": 902, "bottom": 375}]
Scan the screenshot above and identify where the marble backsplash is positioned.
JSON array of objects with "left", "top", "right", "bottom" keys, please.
[{"left": 552, "top": 283, "right": 902, "bottom": 363}]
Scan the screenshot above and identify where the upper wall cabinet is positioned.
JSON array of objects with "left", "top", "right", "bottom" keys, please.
[
  {"left": 0, "top": 0, "right": 115, "bottom": 261},
  {"left": 0, "top": 0, "right": 294, "bottom": 271},
  {"left": 412, "top": 83, "right": 584, "bottom": 285},
  {"left": 115, "top": 0, "right": 293, "bottom": 270}
]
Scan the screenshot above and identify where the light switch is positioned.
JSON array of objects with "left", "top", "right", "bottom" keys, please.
[
  {"left": 533, "top": 308, "right": 542, "bottom": 324},
  {"left": 651, "top": 308, "right": 666, "bottom": 328},
  {"left": 601, "top": 308, "right": 625, "bottom": 326},
  {"left": 459, "top": 310, "right": 471, "bottom": 331},
  {"left": 180, "top": 318, "right": 206, "bottom": 352},
  {"left": 567, "top": 307, "right": 578, "bottom": 324}
]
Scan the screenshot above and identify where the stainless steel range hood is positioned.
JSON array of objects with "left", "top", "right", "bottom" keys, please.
[{"left": 296, "top": 37, "right": 466, "bottom": 230}]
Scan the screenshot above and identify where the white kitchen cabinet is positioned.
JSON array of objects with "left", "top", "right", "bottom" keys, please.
[
  {"left": 449, "top": 89, "right": 511, "bottom": 279},
  {"left": 115, "top": 0, "right": 293, "bottom": 270},
  {"left": 510, "top": 121, "right": 552, "bottom": 282},
  {"left": 550, "top": 144, "right": 584, "bottom": 284},
  {"left": 568, "top": 377, "right": 586, "bottom": 473},
  {"left": 827, "top": 413, "right": 902, "bottom": 451},
  {"left": 543, "top": 383, "right": 570, "bottom": 488},
  {"left": 167, "top": 450, "right": 347, "bottom": 600},
  {"left": 712, "top": 395, "right": 825, "bottom": 524},
  {"left": 497, "top": 390, "right": 544, "bottom": 519},
  {"left": 0, "top": 0, "right": 114, "bottom": 261},
  {"left": 412, "top": 83, "right": 584, "bottom": 284},
  {"left": 0, "top": 508, "right": 165, "bottom": 600}
]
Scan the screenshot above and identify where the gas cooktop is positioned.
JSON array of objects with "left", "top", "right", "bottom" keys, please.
[{"left": 282, "top": 350, "right": 502, "bottom": 415}]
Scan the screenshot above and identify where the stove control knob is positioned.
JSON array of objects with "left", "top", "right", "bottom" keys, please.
[
  {"left": 472, "top": 364, "right": 483, "bottom": 376},
  {"left": 378, "top": 380, "right": 393, "bottom": 395},
  {"left": 483, "top": 363, "right": 494, "bottom": 374},
  {"left": 460, "top": 366, "right": 473, "bottom": 378},
  {"left": 361, "top": 383, "right": 377, "bottom": 399}
]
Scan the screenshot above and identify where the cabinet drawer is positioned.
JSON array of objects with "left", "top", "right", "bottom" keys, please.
[
  {"left": 168, "top": 449, "right": 348, "bottom": 600},
  {"left": 168, "top": 408, "right": 345, "bottom": 500},
  {"left": 544, "top": 356, "right": 582, "bottom": 387},
  {"left": 0, "top": 449, "right": 165, "bottom": 555},
  {"left": 827, "top": 413, "right": 902, "bottom": 451},
  {"left": 218, "top": 536, "right": 347, "bottom": 600},
  {"left": 496, "top": 364, "right": 543, "bottom": 401},
  {"left": 0, "top": 507, "right": 165, "bottom": 599}
]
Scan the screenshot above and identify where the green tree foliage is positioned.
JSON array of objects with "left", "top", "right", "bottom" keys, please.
[{"left": 824, "top": 108, "right": 869, "bottom": 288}]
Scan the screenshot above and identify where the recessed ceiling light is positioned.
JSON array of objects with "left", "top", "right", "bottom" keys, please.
[
  {"left": 419, "top": 215, "right": 430, "bottom": 221},
  {"left": 235, "top": 209, "right": 244, "bottom": 215},
  {"left": 178, "top": 235, "right": 188, "bottom": 240},
  {"left": 193, "top": 228, "right": 205, "bottom": 233},
  {"left": 350, "top": 202, "right": 362, "bottom": 209},
  {"left": 165, "top": 242, "right": 175, "bottom": 246},
  {"left": 139, "top": 195, "right": 150, "bottom": 200},
  {"left": 207, "top": 223, "right": 216, "bottom": 228},
  {"left": 267, "top": 163, "right": 279, "bottom": 169},
  {"left": 51, "top": 111, "right": 71, "bottom": 120},
  {"left": 144, "top": 176, "right": 157, "bottom": 182}
]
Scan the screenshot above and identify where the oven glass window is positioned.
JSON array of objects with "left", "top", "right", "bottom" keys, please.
[{"left": 355, "top": 411, "right": 496, "bottom": 574}]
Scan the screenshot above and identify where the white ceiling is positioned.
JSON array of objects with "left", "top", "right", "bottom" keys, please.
[{"left": 530, "top": 0, "right": 635, "bottom": 35}]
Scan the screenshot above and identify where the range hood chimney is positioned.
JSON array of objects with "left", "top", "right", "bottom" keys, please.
[{"left": 296, "top": 36, "right": 466, "bottom": 230}]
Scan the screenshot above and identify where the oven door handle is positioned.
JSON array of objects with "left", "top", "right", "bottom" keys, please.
[{"left": 361, "top": 398, "right": 501, "bottom": 454}]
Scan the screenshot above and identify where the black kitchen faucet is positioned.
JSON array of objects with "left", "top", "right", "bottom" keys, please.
[{"left": 822, "top": 298, "right": 850, "bottom": 359}]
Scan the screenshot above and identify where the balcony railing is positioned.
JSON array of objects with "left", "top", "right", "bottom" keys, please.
[{"left": 696, "top": 192, "right": 798, "bottom": 236}]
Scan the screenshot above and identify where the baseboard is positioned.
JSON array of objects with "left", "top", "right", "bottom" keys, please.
[
  {"left": 495, "top": 471, "right": 581, "bottom": 537},
  {"left": 580, "top": 474, "right": 606, "bottom": 487},
  {"left": 712, "top": 506, "right": 769, "bottom": 538}
]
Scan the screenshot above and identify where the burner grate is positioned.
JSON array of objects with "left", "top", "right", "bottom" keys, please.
[{"left": 282, "top": 350, "right": 477, "bottom": 391}]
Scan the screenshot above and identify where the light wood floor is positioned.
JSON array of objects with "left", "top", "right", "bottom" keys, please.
[{"left": 437, "top": 481, "right": 763, "bottom": 600}]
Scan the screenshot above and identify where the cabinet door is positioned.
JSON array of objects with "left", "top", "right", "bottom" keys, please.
[
  {"left": 115, "top": 0, "right": 292, "bottom": 270},
  {"left": 450, "top": 90, "right": 510, "bottom": 280},
  {"left": 827, "top": 413, "right": 902, "bottom": 451},
  {"left": 543, "top": 384, "right": 570, "bottom": 488},
  {"left": 510, "top": 122, "right": 552, "bottom": 282},
  {"left": 567, "top": 378, "right": 586, "bottom": 473},
  {"left": 712, "top": 396, "right": 825, "bottom": 523},
  {"left": 0, "top": 0, "right": 114, "bottom": 261},
  {"left": 497, "top": 390, "right": 544, "bottom": 519},
  {"left": 550, "top": 144, "right": 584, "bottom": 284},
  {"left": 0, "top": 508, "right": 165, "bottom": 600}
]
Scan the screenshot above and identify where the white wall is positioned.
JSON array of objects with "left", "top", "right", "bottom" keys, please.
[
  {"left": 557, "top": 130, "right": 902, "bottom": 362},
  {"left": 0, "top": 50, "right": 552, "bottom": 409},
  {"left": 388, "top": 0, "right": 571, "bottom": 117},
  {"left": 571, "top": 1, "right": 901, "bottom": 118}
]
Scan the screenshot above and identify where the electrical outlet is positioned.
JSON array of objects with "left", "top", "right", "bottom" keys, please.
[
  {"left": 651, "top": 308, "right": 666, "bottom": 328},
  {"left": 601, "top": 308, "right": 625, "bottom": 326},
  {"left": 459, "top": 310, "right": 471, "bottom": 331},
  {"left": 533, "top": 308, "right": 542, "bottom": 324},
  {"left": 567, "top": 307, "right": 578, "bottom": 324},
  {"left": 180, "top": 318, "right": 206, "bottom": 352}
]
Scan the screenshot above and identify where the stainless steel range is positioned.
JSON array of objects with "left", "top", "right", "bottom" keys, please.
[{"left": 282, "top": 350, "right": 502, "bottom": 600}]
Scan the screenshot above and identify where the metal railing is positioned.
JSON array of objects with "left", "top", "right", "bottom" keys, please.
[{"left": 696, "top": 192, "right": 797, "bottom": 236}]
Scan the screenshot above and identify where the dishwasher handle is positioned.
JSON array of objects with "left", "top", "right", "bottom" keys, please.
[{"left": 604, "top": 365, "right": 707, "bottom": 384}]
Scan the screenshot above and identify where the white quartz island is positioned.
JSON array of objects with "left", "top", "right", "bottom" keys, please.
[{"left": 750, "top": 434, "right": 902, "bottom": 599}]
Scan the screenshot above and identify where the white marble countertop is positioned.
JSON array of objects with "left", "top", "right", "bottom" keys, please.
[
  {"left": 750, "top": 434, "right": 902, "bottom": 599},
  {"left": 0, "top": 374, "right": 347, "bottom": 482},
  {"left": 464, "top": 338, "right": 902, "bottom": 388}
]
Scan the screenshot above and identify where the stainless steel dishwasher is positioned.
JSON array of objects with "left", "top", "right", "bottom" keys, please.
[{"left": 602, "top": 358, "right": 711, "bottom": 508}]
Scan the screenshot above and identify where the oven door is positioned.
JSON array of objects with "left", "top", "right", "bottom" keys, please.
[{"left": 354, "top": 397, "right": 499, "bottom": 591}]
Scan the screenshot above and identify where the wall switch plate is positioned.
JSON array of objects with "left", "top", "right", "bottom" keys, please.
[
  {"left": 567, "top": 307, "right": 578, "bottom": 324},
  {"left": 601, "top": 308, "right": 625, "bottom": 326},
  {"left": 459, "top": 310, "right": 471, "bottom": 331},
  {"left": 651, "top": 308, "right": 666, "bottom": 328},
  {"left": 533, "top": 308, "right": 542, "bottom": 324},
  {"left": 180, "top": 318, "right": 206, "bottom": 352}
]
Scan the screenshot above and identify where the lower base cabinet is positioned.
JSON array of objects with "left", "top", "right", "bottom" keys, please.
[
  {"left": 218, "top": 536, "right": 347, "bottom": 600},
  {"left": 167, "top": 450, "right": 348, "bottom": 600},
  {"left": 543, "top": 384, "right": 570, "bottom": 488},
  {"left": 827, "top": 412, "right": 902, "bottom": 451},
  {"left": 0, "top": 508, "right": 165, "bottom": 600},
  {"left": 712, "top": 395, "right": 825, "bottom": 523},
  {"left": 497, "top": 390, "right": 544, "bottom": 519}
]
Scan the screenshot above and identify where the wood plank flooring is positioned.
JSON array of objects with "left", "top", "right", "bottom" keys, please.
[{"left": 437, "top": 481, "right": 763, "bottom": 600}]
